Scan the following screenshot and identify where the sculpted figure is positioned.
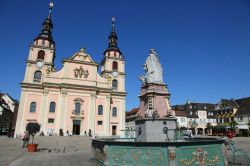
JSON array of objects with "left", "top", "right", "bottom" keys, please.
[{"left": 139, "top": 49, "right": 163, "bottom": 84}]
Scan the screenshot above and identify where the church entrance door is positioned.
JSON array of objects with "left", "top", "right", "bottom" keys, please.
[
  {"left": 73, "top": 120, "right": 81, "bottom": 135},
  {"left": 112, "top": 125, "right": 117, "bottom": 135}
]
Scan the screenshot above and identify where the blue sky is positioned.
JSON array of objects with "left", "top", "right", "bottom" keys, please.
[{"left": 0, "top": 0, "right": 250, "bottom": 111}]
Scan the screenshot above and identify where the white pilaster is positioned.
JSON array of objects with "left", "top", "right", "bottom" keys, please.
[
  {"left": 40, "top": 90, "right": 49, "bottom": 132},
  {"left": 90, "top": 94, "right": 96, "bottom": 134},
  {"left": 59, "top": 90, "right": 68, "bottom": 133},
  {"left": 105, "top": 96, "right": 111, "bottom": 135},
  {"left": 15, "top": 90, "right": 27, "bottom": 136},
  {"left": 120, "top": 98, "right": 126, "bottom": 136}
]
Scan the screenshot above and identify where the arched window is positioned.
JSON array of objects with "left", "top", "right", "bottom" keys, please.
[
  {"left": 33, "top": 71, "right": 42, "bottom": 82},
  {"left": 37, "top": 50, "right": 45, "bottom": 60},
  {"left": 30, "top": 102, "right": 36, "bottom": 112},
  {"left": 112, "top": 61, "right": 118, "bottom": 71},
  {"left": 49, "top": 102, "right": 56, "bottom": 113},
  {"left": 75, "top": 102, "right": 81, "bottom": 114},
  {"left": 112, "top": 107, "right": 117, "bottom": 117},
  {"left": 98, "top": 105, "right": 103, "bottom": 115},
  {"left": 112, "top": 79, "right": 118, "bottom": 89}
]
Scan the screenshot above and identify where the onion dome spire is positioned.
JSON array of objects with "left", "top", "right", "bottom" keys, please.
[
  {"left": 34, "top": 2, "right": 55, "bottom": 45},
  {"left": 104, "top": 16, "right": 122, "bottom": 55}
]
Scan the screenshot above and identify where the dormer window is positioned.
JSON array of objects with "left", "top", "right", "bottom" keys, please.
[
  {"left": 33, "top": 70, "right": 42, "bottom": 82},
  {"left": 37, "top": 50, "right": 45, "bottom": 60}
]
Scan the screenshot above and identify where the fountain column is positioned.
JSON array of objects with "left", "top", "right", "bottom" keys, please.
[{"left": 135, "top": 49, "right": 177, "bottom": 142}]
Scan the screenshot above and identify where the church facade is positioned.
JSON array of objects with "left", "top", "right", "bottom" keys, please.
[{"left": 15, "top": 4, "right": 126, "bottom": 136}]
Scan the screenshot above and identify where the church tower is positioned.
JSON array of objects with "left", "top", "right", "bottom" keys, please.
[
  {"left": 24, "top": 2, "right": 55, "bottom": 83},
  {"left": 15, "top": 3, "right": 56, "bottom": 135},
  {"left": 101, "top": 17, "right": 125, "bottom": 93},
  {"left": 101, "top": 17, "right": 126, "bottom": 135}
]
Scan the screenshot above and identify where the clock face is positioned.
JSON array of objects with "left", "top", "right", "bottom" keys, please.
[
  {"left": 36, "top": 60, "right": 44, "bottom": 68},
  {"left": 112, "top": 71, "right": 118, "bottom": 77}
]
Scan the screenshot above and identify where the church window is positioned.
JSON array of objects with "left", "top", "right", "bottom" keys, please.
[
  {"left": 48, "top": 118, "right": 54, "bottom": 123},
  {"left": 98, "top": 105, "right": 103, "bottom": 115},
  {"left": 37, "top": 50, "right": 45, "bottom": 60},
  {"left": 30, "top": 102, "right": 36, "bottom": 113},
  {"left": 49, "top": 102, "right": 56, "bottom": 113},
  {"left": 75, "top": 102, "right": 81, "bottom": 114},
  {"left": 112, "top": 79, "right": 118, "bottom": 89},
  {"left": 112, "top": 61, "right": 118, "bottom": 70},
  {"left": 42, "top": 40, "right": 45, "bottom": 46},
  {"left": 97, "top": 121, "right": 103, "bottom": 125},
  {"left": 33, "top": 71, "right": 42, "bottom": 82},
  {"left": 112, "top": 107, "right": 117, "bottom": 117}
]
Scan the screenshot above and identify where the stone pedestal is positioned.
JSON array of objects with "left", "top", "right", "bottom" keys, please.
[
  {"left": 135, "top": 118, "right": 177, "bottom": 142},
  {"left": 137, "top": 83, "right": 173, "bottom": 118}
]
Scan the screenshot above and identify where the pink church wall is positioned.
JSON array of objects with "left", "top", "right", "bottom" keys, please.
[
  {"left": 45, "top": 94, "right": 59, "bottom": 130},
  {"left": 95, "top": 98, "right": 105, "bottom": 133},
  {"left": 23, "top": 94, "right": 42, "bottom": 125},
  {"left": 110, "top": 100, "right": 121, "bottom": 133}
]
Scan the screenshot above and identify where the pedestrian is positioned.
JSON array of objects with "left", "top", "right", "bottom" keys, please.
[
  {"left": 227, "top": 129, "right": 235, "bottom": 141},
  {"left": 11, "top": 129, "right": 14, "bottom": 138},
  {"left": 88, "top": 129, "right": 92, "bottom": 137},
  {"left": 21, "top": 131, "right": 30, "bottom": 148},
  {"left": 188, "top": 131, "right": 193, "bottom": 138},
  {"left": 84, "top": 130, "right": 87, "bottom": 136},
  {"left": 40, "top": 131, "right": 44, "bottom": 136},
  {"left": 66, "top": 130, "right": 69, "bottom": 136}
]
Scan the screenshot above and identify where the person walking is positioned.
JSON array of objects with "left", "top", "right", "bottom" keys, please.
[
  {"left": 227, "top": 129, "right": 235, "bottom": 141},
  {"left": 21, "top": 131, "right": 30, "bottom": 148}
]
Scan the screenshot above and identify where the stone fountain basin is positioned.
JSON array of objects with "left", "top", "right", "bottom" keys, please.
[{"left": 92, "top": 137, "right": 225, "bottom": 166}]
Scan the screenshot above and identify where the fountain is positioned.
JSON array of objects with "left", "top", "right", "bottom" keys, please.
[{"left": 92, "top": 49, "right": 225, "bottom": 166}]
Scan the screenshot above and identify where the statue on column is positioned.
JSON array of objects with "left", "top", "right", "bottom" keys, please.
[{"left": 139, "top": 49, "right": 163, "bottom": 84}]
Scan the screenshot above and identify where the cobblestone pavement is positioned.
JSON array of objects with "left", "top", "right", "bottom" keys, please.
[
  {"left": 0, "top": 136, "right": 96, "bottom": 166},
  {"left": 0, "top": 136, "right": 250, "bottom": 166}
]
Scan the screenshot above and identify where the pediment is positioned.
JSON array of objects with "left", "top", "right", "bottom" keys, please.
[{"left": 64, "top": 48, "right": 98, "bottom": 65}]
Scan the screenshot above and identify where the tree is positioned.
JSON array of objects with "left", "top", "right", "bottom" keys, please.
[
  {"left": 26, "top": 122, "right": 41, "bottom": 144},
  {"left": 206, "top": 123, "right": 213, "bottom": 135},
  {"left": 206, "top": 123, "right": 212, "bottom": 129},
  {"left": 229, "top": 121, "right": 238, "bottom": 132}
]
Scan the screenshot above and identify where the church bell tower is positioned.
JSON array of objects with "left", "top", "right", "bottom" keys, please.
[
  {"left": 24, "top": 2, "right": 56, "bottom": 83},
  {"left": 101, "top": 17, "right": 125, "bottom": 92}
]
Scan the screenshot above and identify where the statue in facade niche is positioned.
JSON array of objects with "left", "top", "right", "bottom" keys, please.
[{"left": 139, "top": 49, "right": 163, "bottom": 84}]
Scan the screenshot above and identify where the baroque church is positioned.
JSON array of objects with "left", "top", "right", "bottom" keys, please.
[{"left": 15, "top": 3, "right": 126, "bottom": 136}]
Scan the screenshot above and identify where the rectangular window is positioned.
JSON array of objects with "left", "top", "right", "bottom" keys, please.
[
  {"left": 238, "top": 116, "right": 243, "bottom": 122},
  {"left": 48, "top": 118, "right": 54, "bottom": 123},
  {"left": 97, "top": 121, "right": 103, "bottom": 125}
]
